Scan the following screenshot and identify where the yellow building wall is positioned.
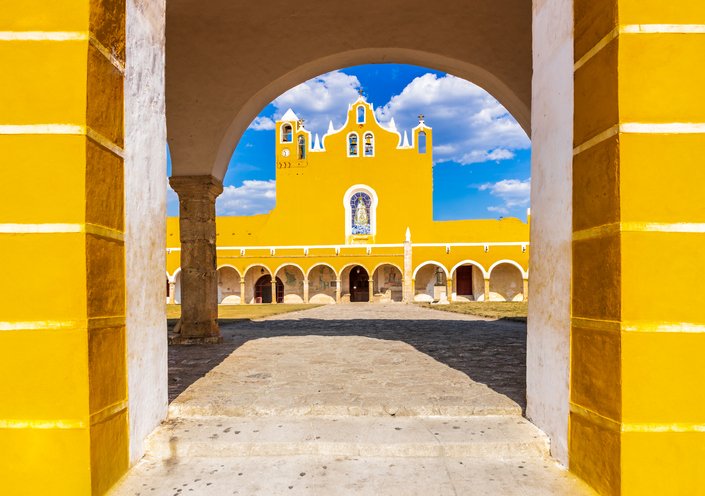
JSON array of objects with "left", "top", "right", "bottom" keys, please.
[
  {"left": 166, "top": 100, "right": 530, "bottom": 295},
  {"left": 0, "top": 1, "right": 128, "bottom": 494},
  {"left": 571, "top": 1, "right": 705, "bottom": 494}
]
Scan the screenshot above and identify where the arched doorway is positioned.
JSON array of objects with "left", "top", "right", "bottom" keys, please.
[
  {"left": 348, "top": 265, "right": 369, "bottom": 302},
  {"left": 254, "top": 275, "right": 284, "bottom": 303}
]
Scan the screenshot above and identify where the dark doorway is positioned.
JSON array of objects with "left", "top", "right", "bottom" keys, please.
[
  {"left": 255, "top": 275, "right": 284, "bottom": 303},
  {"left": 456, "top": 265, "right": 474, "bottom": 297},
  {"left": 349, "top": 266, "right": 370, "bottom": 302}
]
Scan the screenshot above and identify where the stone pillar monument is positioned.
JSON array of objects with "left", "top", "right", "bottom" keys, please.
[
  {"left": 169, "top": 175, "right": 223, "bottom": 343},
  {"left": 403, "top": 227, "right": 412, "bottom": 303}
]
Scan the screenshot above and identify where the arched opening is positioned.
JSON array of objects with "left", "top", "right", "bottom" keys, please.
[
  {"left": 363, "top": 132, "right": 374, "bottom": 156},
  {"left": 254, "top": 275, "right": 284, "bottom": 304},
  {"left": 281, "top": 123, "right": 293, "bottom": 142},
  {"left": 489, "top": 262, "right": 524, "bottom": 302},
  {"left": 347, "top": 132, "right": 358, "bottom": 157},
  {"left": 413, "top": 262, "right": 449, "bottom": 302},
  {"left": 451, "top": 262, "right": 486, "bottom": 302},
  {"left": 306, "top": 264, "right": 337, "bottom": 304},
  {"left": 275, "top": 265, "right": 305, "bottom": 303},
  {"left": 371, "top": 264, "right": 403, "bottom": 302},
  {"left": 338, "top": 265, "right": 370, "bottom": 303},
  {"left": 243, "top": 265, "right": 272, "bottom": 303},
  {"left": 217, "top": 266, "right": 241, "bottom": 304},
  {"left": 297, "top": 135, "right": 306, "bottom": 159},
  {"left": 357, "top": 105, "right": 365, "bottom": 123},
  {"left": 417, "top": 130, "right": 426, "bottom": 153}
]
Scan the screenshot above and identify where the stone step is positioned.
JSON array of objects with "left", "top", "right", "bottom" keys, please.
[
  {"left": 145, "top": 415, "right": 550, "bottom": 460},
  {"left": 113, "top": 453, "right": 595, "bottom": 496}
]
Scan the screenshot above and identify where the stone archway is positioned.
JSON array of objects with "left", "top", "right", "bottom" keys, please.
[
  {"left": 348, "top": 265, "right": 370, "bottom": 303},
  {"left": 413, "top": 262, "right": 449, "bottom": 303},
  {"left": 306, "top": 264, "right": 338, "bottom": 304},
  {"left": 489, "top": 263, "right": 525, "bottom": 302},
  {"left": 371, "top": 264, "right": 403, "bottom": 302},
  {"left": 217, "top": 266, "right": 242, "bottom": 304},
  {"left": 254, "top": 275, "right": 284, "bottom": 304},
  {"left": 274, "top": 264, "right": 306, "bottom": 303}
]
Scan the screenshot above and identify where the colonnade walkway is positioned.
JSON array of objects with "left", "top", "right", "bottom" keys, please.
[{"left": 112, "top": 304, "right": 593, "bottom": 495}]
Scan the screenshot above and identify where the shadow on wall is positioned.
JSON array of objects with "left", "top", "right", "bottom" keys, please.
[{"left": 168, "top": 317, "right": 527, "bottom": 412}]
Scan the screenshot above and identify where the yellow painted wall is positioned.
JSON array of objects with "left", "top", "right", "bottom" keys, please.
[
  {"left": 0, "top": 0, "right": 128, "bottom": 493},
  {"left": 166, "top": 99, "right": 529, "bottom": 290},
  {"left": 571, "top": 0, "right": 705, "bottom": 494}
]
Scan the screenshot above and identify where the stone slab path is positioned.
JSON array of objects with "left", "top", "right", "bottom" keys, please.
[{"left": 112, "top": 304, "right": 593, "bottom": 495}]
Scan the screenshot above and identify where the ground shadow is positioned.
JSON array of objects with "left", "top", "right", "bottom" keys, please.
[{"left": 168, "top": 316, "right": 526, "bottom": 411}]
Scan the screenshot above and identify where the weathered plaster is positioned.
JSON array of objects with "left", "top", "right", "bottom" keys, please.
[
  {"left": 125, "top": 0, "right": 168, "bottom": 463},
  {"left": 489, "top": 264, "right": 524, "bottom": 301},
  {"left": 217, "top": 266, "right": 241, "bottom": 304},
  {"left": 308, "top": 265, "right": 337, "bottom": 304},
  {"left": 527, "top": 0, "right": 573, "bottom": 465}
]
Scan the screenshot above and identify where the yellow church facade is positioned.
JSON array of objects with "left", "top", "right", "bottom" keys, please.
[{"left": 166, "top": 98, "right": 530, "bottom": 306}]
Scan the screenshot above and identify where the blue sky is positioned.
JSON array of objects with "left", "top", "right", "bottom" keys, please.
[{"left": 168, "top": 64, "right": 531, "bottom": 220}]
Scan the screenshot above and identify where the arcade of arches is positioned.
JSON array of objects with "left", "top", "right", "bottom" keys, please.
[
  {"left": 2, "top": 1, "right": 703, "bottom": 495},
  {"left": 168, "top": 260, "right": 527, "bottom": 306}
]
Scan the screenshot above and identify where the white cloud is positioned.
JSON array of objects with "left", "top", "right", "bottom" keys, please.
[
  {"left": 375, "top": 73, "right": 530, "bottom": 165},
  {"left": 487, "top": 205, "right": 510, "bottom": 215},
  {"left": 248, "top": 116, "right": 275, "bottom": 131},
  {"left": 216, "top": 180, "right": 276, "bottom": 216},
  {"left": 479, "top": 178, "right": 531, "bottom": 215},
  {"left": 252, "top": 71, "right": 361, "bottom": 137}
]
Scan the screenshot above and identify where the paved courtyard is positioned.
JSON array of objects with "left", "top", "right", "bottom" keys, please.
[
  {"left": 112, "top": 304, "right": 593, "bottom": 495},
  {"left": 169, "top": 303, "right": 527, "bottom": 411}
]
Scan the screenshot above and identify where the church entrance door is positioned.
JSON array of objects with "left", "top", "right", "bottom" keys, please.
[
  {"left": 456, "top": 266, "right": 474, "bottom": 297},
  {"left": 255, "top": 275, "right": 284, "bottom": 303},
  {"left": 349, "top": 266, "right": 369, "bottom": 302}
]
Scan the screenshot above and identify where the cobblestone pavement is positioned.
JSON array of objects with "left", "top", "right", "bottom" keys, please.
[{"left": 169, "top": 303, "right": 526, "bottom": 411}]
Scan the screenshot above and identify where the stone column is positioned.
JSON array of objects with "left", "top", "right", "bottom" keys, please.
[
  {"left": 270, "top": 280, "right": 278, "bottom": 304},
  {"left": 335, "top": 280, "right": 341, "bottom": 303},
  {"left": 483, "top": 278, "right": 490, "bottom": 302},
  {"left": 403, "top": 228, "right": 413, "bottom": 302},
  {"left": 523, "top": 278, "right": 529, "bottom": 302},
  {"left": 303, "top": 279, "right": 309, "bottom": 304},
  {"left": 239, "top": 280, "right": 245, "bottom": 305},
  {"left": 410, "top": 278, "right": 416, "bottom": 300},
  {"left": 169, "top": 175, "right": 223, "bottom": 343},
  {"left": 447, "top": 278, "right": 453, "bottom": 303},
  {"left": 168, "top": 281, "right": 176, "bottom": 304},
  {"left": 368, "top": 279, "right": 374, "bottom": 303}
]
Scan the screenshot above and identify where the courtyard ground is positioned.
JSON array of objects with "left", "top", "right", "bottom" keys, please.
[{"left": 113, "top": 303, "right": 593, "bottom": 494}]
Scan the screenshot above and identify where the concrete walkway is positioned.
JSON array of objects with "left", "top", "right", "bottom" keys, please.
[{"left": 112, "top": 304, "right": 593, "bottom": 495}]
